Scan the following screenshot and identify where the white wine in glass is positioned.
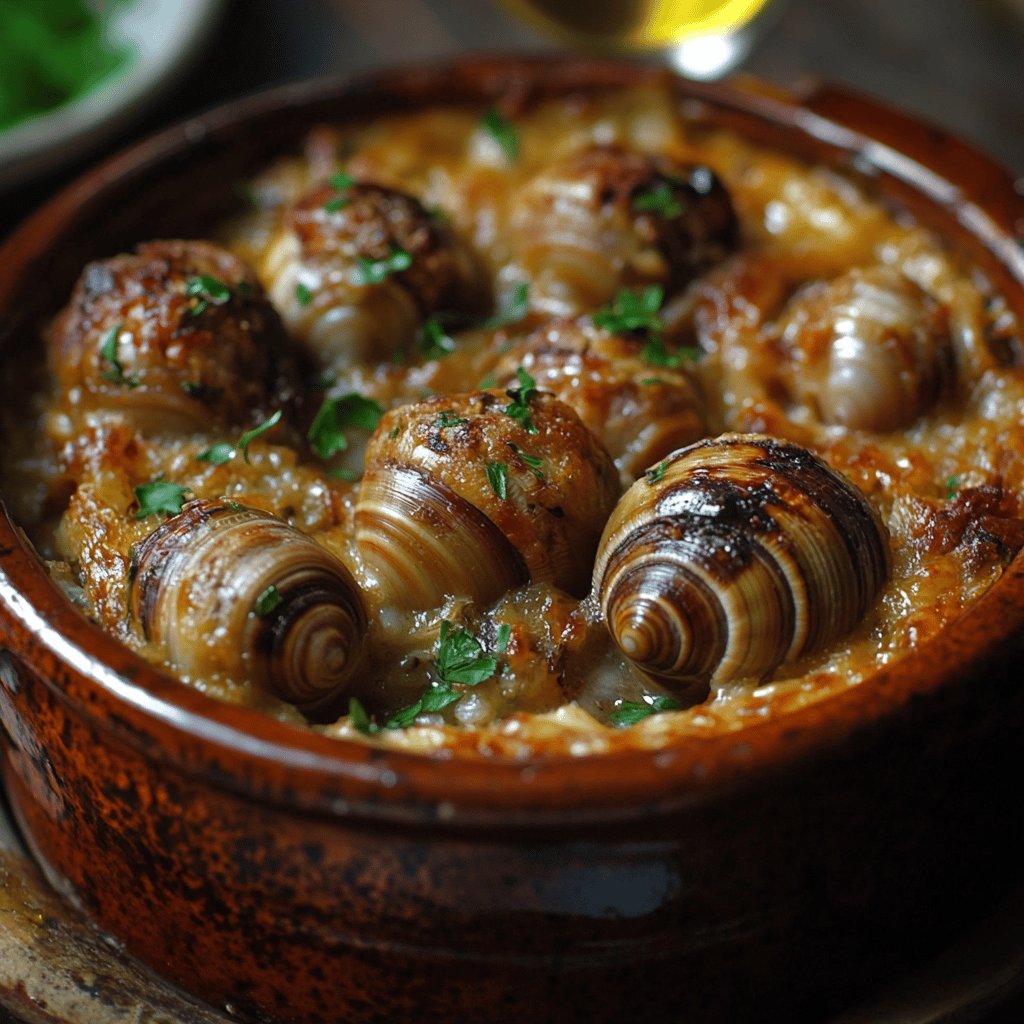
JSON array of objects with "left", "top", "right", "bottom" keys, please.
[{"left": 500, "top": 0, "right": 780, "bottom": 79}]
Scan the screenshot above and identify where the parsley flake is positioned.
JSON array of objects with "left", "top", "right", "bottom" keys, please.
[
  {"left": 504, "top": 366, "right": 539, "bottom": 434},
  {"left": 354, "top": 244, "right": 413, "bottom": 286},
  {"left": 295, "top": 282, "right": 313, "bottom": 306},
  {"left": 196, "top": 442, "right": 235, "bottom": 466},
  {"left": 255, "top": 585, "right": 283, "bottom": 616},
  {"left": 238, "top": 410, "right": 283, "bottom": 463},
  {"left": 307, "top": 393, "right": 384, "bottom": 460},
  {"left": 609, "top": 695, "right": 682, "bottom": 728},
  {"left": 479, "top": 373, "right": 498, "bottom": 390},
  {"left": 495, "top": 623, "right": 512, "bottom": 654},
  {"left": 436, "top": 410, "right": 468, "bottom": 429},
  {"left": 480, "top": 108, "right": 520, "bottom": 163},
  {"left": 99, "top": 322, "right": 139, "bottom": 387},
  {"left": 508, "top": 443, "right": 544, "bottom": 480},
  {"left": 134, "top": 478, "right": 190, "bottom": 519},
  {"left": 594, "top": 285, "right": 664, "bottom": 336},
  {"left": 946, "top": 476, "right": 961, "bottom": 499},
  {"left": 418, "top": 317, "right": 457, "bottom": 360},
  {"left": 633, "top": 180, "right": 687, "bottom": 219},
  {"left": 486, "top": 461, "right": 508, "bottom": 499},
  {"left": 483, "top": 282, "right": 529, "bottom": 330},
  {"left": 329, "top": 467, "right": 362, "bottom": 482},
  {"left": 646, "top": 461, "right": 668, "bottom": 484},
  {"left": 348, "top": 697, "right": 380, "bottom": 735},
  {"left": 642, "top": 336, "right": 701, "bottom": 368},
  {"left": 324, "top": 171, "right": 355, "bottom": 213},
  {"left": 186, "top": 275, "right": 232, "bottom": 316}
]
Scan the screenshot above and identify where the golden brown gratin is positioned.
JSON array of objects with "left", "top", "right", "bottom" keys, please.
[{"left": 4, "top": 83, "right": 1022, "bottom": 758}]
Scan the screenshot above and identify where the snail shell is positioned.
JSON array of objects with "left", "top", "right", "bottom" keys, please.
[
  {"left": 48, "top": 240, "right": 297, "bottom": 437},
  {"left": 261, "top": 181, "right": 489, "bottom": 368},
  {"left": 493, "top": 317, "right": 707, "bottom": 482},
  {"left": 593, "top": 434, "right": 890, "bottom": 700},
  {"left": 355, "top": 390, "right": 620, "bottom": 610},
  {"left": 510, "top": 146, "right": 738, "bottom": 316},
  {"left": 778, "top": 265, "right": 955, "bottom": 431},
  {"left": 129, "top": 499, "right": 367, "bottom": 719}
]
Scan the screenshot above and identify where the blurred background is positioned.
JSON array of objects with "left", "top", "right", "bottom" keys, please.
[{"left": 1, "top": 1, "right": 1024, "bottom": 1022}]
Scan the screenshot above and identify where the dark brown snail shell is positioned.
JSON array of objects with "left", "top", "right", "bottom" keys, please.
[
  {"left": 593, "top": 434, "right": 891, "bottom": 702},
  {"left": 129, "top": 499, "right": 367, "bottom": 720}
]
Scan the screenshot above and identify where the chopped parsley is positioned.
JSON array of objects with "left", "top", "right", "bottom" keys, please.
[
  {"left": 642, "top": 336, "right": 701, "bottom": 368},
  {"left": 480, "top": 108, "right": 519, "bottom": 163},
  {"left": 483, "top": 282, "right": 529, "bottom": 330},
  {"left": 185, "top": 274, "right": 232, "bottom": 316},
  {"left": 254, "top": 585, "right": 283, "bottom": 616},
  {"left": 508, "top": 443, "right": 544, "bottom": 480},
  {"left": 354, "top": 244, "right": 413, "bottom": 286},
  {"left": 329, "top": 467, "right": 362, "bottom": 482},
  {"left": 324, "top": 171, "right": 355, "bottom": 213},
  {"left": 609, "top": 695, "right": 682, "bottom": 728},
  {"left": 435, "top": 410, "right": 468, "bottom": 429},
  {"left": 646, "top": 461, "right": 668, "bottom": 484},
  {"left": 946, "top": 475, "right": 961, "bottom": 499},
  {"left": 495, "top": 623, "right": 512, "bottom": 653},
  {"left": 307, "top": 393, "right": 383, "bottom": 459},
  {"left": 385, "top": 621, "right": 504, "bottom": 729},
  {"left": 295, "top": 282, "right": 313, "bottom": 306},
  {"left": 479, "top": 373, "right": 498, "bottom": 390},
  {"left": 633, "top": 180, "right": 687, "bottom": 219},
  {"left": 418, "top": 317, "right": 457, "bottom": 360},
  {"left": 486, "top": 461, "right": 508, "bottom": 499},
  {"left": 99, "top": 322, "right": 138, "bottom": 387},
  {"left": 196, "top": 442, "right": 235, "bottom": 466},
  {"left": 504, "top": 366, "right": 539, "bottom": 434},
  {"left": 348, "top": 696, "right": 380, "bottom": 735},
  {"left": 238, "top": 410, "right": 283, "bottom": 463},
  {"left": 133, "top": 478, "right": 190, "bottom": 519},
  {"left": 594, "top": 285, "right": 664, "bottom": 336}
]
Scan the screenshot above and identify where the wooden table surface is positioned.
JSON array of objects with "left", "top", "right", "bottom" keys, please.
[{"left": 2, "top": 1, "right": 1023, "bottom": 1021}]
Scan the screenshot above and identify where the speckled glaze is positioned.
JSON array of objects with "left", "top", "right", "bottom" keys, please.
[{"left": 2, "top": 58, "right": 1024, "bottom": 1024}]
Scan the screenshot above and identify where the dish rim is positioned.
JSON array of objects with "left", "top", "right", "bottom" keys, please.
[{"left": 1, "top": 54, "right": 1023, "bottom": 825}]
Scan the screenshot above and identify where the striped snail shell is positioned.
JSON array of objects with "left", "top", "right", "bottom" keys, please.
[
  {"left": 355, "top": 390, "right": 620, "bottom": 610},
  {"left": 129, "top": 499, "right": 367, "bottom": 720},
  {"left": 48, "top": 240, "right": 296, "bottom": 438},
  {"left": 260, "top": 180, "right": 489, "bottom": 369},
  {"left": 593, "top": 434, "right": 890, "bottom": 701},
  {"left": 510, "top": 146, "right": 738, "bottom": 316},
  {"left": 778, "top": 265, "right": 955, "bottom": 431},
  {"left": 492, "top": 317, "right": 707, "bottom": 482}
]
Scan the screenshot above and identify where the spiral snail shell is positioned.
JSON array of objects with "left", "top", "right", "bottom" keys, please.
[
  {"left": 48, "top": 240, "right": 296, "bottom": 437},
  {"left": 593, "top": 434, "right": 890, "bottom": 700},
  {"left": 260, "top": 180, "right": 489, "bottom": 368},
  {"left": 510, "top": 145, "right": 738, "bottom": 316},
  {"left": 129, "top": 499, "right": 367, "bottom": 719},
  {"left": 778, "top": 265, "right": 955, "bottom": 431},
  {"left": 355, "top": 390, "right": 620, "bottom": 610}
]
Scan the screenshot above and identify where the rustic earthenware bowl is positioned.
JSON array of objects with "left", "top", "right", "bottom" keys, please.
[{"left": 1, "top": 57, "right": 1023, "bottom": 1024}]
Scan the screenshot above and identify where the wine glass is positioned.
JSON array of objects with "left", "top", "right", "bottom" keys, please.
[{"left": 498, "top": 0, "right": 785, "bottom": 80}]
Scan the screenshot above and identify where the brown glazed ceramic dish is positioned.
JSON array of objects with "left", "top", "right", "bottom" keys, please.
[{"left": 2, "top": 57, "right": 1024, "bottom": 1024}]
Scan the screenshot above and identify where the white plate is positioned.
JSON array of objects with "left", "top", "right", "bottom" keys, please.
[{"left": 0, "top": 0, "right": 224, "bottom": 192}]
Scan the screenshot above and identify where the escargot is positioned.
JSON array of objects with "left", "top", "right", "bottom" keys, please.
[
  {"left": 777, "top": 265, "right": 955, "bottom": 431},
  {"left": 593, "top": 434, "right": 890, "bottom": 702},
  {"left": 493, "top": 317, "right": 707, "bottom": 482},
  {"left": 355, "top": 389, "right": 620, "bottom": 610},
  {"left": 260, "top": 180, "right": 490, "bottom": 368},
  {"left": 48, "top": 240, "right": 297, "bottom": 438},
  {"left": 509, "top": 145, "right": 738, "bottom": 316},
  {"left": 129, "top": 499, "right": 367, "bottom": 720}
]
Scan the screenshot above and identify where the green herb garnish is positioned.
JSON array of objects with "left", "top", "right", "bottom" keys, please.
[
  {"left": 186, "top": 274, "right": 232, "bottom": 316},
  {"left": 483, "top": 282, "right": 529, "bottom": 330},
  {"left": 633, "top": 180, "right": 686, "bottom": 219},
  {"left": 495, "top": 623, "right": 512, "bottom": 654},
  {"left": 479, "top": 373, "right": 498, "bottom": 390},
  {"left": 295, "top": 282, "right": 313, "bottom": 306},
  {"left": 307, "top": 393, "right": 384, "bottom": 460},
  {"left": 133, "top": 478, "right": 190, "bottom": 519},
  {"left": 254, "top": 585, "right": 283, "bottom": 616},
  {"left": 594, "top": 285, "right": 664, "bottom": 336},
  {"left": 196, "top": 442, "right": 235, "bottom": 466},
  {"left": 418, "top": 317, "right": 457, "bottom": 360},
  {"left": 504, "top": 366, "right": 539, "bottom": 434},
  {"left": 480, "top": 108, "right": 519, "bottom": 163},
  {"left": 237, "top": 410, "right": 283, "bottom": 463},
  {"left": 324, "top": 171, "right": 355, "bottom": 212},
  {"left": 609, "top": 695, "right": 682, "bottom": 727},
  {"left": 646, "top": 461, "right": 668, "bottom": 484},
  {"left": 508, "top": 443, "right": 544, "bottom": 480},
  {"left": 946, "top": 476, "right": 961, "bottom": 499},
  {"left": 329, "top": 467, "right": 361, "bottom": 482},
  {"left": 348, "top": 696, "right": 380, "bottom": 735},
  {"left": 354, "top": 244, "right": 413, "bottom": 286},
  {"left": 486, "top": 461, "right": 508, "bottom": 499},
  {"left": 641, "top": 336, "right": 701, "bottom": 368},
  {"left": 436, "top": 410, "right": 468, "bottom": 429},
  {"left": 99, "top": 321, "right": 138, "bottom": 387}
]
